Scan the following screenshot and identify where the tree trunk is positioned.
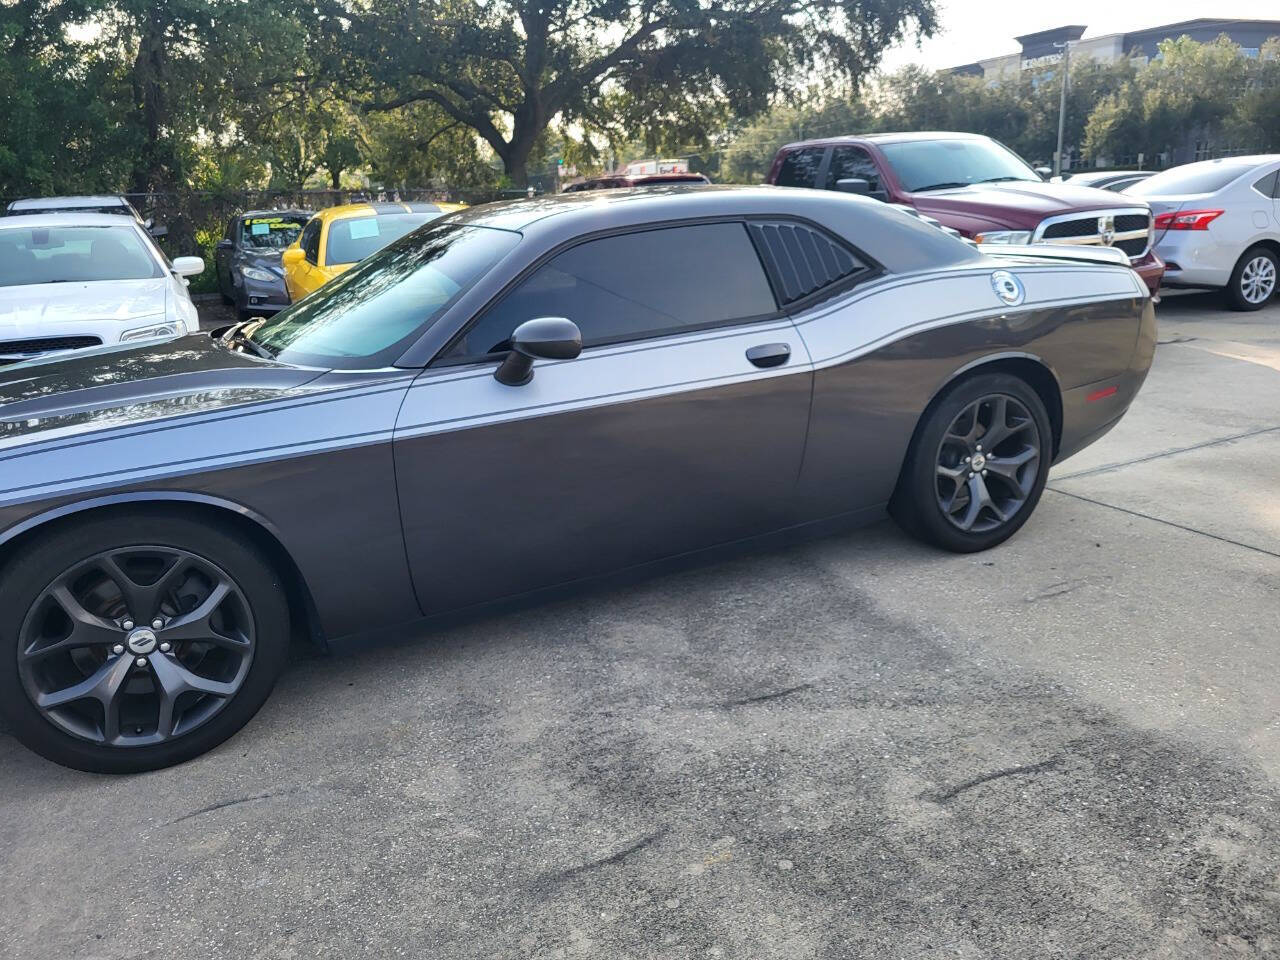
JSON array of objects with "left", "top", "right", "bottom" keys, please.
[
  {"left": 129, "top": 11, "right": 170, "bottom": 195},
  {"left": 330, "top": 168, "right": 342, "bottom": 189}
]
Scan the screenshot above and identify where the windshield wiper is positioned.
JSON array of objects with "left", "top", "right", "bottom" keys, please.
[
  {"left": 976, "top": 176, "right": 1034, "bottom": 184},
  {"left": 912, "top": 181, "right": 970, "bottom": 191},
  {"left": 222, "top": 321, "right": 276, "bottom": 360}
]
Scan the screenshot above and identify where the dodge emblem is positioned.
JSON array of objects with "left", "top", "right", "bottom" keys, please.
[{"left": 1098, "top": 214, "right": 1116, "bottom": 246}]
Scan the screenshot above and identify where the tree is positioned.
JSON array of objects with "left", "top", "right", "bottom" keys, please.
[{"left": 331, "top": 0, "right": 939, "bottom": 186}]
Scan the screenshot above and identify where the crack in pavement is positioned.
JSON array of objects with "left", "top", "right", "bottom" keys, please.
[
  {"left": 1052, "top": 423, "right": 1280, "bottom": 482},
  {"left": 718, "top": 683, "right": 812, "bottom": 708},
  {"left": 548, "top": 827, "right": 670, "bottom": 881},
  {"left": 926, "top": 757, "right": 1064, "bottom": 803},
  {"left": 167, "top": 792, "right": 282, "bottom": 825},
  {"left": 1046, "top": 488, "right": 1280, "bottom": 560}
]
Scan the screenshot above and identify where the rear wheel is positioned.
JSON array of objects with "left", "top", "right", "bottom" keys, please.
[
  {"left": 1225, "top": 246, "right": 1278, "bottom": 311},
  {"left": 891, "top": 373, "right": 1052, "bottom": 552},
  {"left": 0, "top": 513, "right": 289, "bottom": 773}
]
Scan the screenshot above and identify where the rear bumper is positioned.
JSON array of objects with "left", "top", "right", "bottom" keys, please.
[
  {"left": 1154, "top": 231, "right": 1236, "bottom": 290},
  {"left": 1055, "top": 294, "right": 1156, "bottom": 463}
]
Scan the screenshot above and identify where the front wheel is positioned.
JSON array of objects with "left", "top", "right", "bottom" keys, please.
[
  {"left": 890, "top": 373, "right": 1052, "bottom": 552},
  {"left": 1225, "top": 246, "right": 1278, "bottom": 311},
  {"left": 0, "top": 513, "right": 289, "bottom": 773}
]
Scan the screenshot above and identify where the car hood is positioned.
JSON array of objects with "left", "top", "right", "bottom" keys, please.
[
  {"left": 0, "top": 278, "right": 169, "bottom": 331},
  {"left": 911, "top": 180, "right": 1148, "bottom": 232},
  {"left": 233, "top": 249, "right": 286, "bottom": 272},
  {"left": 0, "top": 333, "right": 321, "bottom": 449}
]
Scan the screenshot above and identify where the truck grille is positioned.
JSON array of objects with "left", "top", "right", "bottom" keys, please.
[
  {"left": 0, "top": 335, "right": 102, "bottom": 364},
  {"left": 1034, "top": 208, "right": 1152, "bottom": 262}
]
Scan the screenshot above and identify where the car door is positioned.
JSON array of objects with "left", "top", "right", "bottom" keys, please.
[
  {"left": 286, "top": 219, "right": 323, "bottom": 301},
  {"left": 214, "top": 218, "right": 236, "bottom": 296},
  {"left": 392, "top": 220, "right": 814, "bottom": 613}
]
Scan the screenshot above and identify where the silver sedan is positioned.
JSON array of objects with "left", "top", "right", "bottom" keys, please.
[{"left": 1126, "top": 155, "right": 1280, "bottom": 310}]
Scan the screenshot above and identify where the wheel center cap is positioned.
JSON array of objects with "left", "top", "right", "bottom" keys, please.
[
  {"left": 971, "top": 452, "right": 987, "bottom": 471},
  {"left": 126, "top": 627, "right": 158, "bottom": 656}
]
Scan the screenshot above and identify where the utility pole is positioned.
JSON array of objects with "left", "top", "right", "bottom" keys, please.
[{"left": 1053, "top": 40, "right": 1072, "bottom": 177}]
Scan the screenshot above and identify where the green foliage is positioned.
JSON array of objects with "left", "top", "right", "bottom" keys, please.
[{"left": 336, "top": 0, "right": 940, "bottom": 184}]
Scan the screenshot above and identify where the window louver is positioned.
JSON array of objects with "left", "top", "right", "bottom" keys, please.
[{"left": 747, "top": 221, "right": 864, "bottom": 305}]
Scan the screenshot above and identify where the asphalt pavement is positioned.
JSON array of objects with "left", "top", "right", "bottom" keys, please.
[{"left": 2, "top": 292, "right": 1278, "bottom": 959}]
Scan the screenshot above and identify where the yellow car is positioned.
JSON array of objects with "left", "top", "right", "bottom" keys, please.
[{"left": 281, "top": 200, "right": 465, "bottom": 302}]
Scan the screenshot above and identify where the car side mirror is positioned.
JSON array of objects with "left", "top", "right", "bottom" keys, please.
[
  {"left": 149, "top": 224, "right": 168, "bottom": 239},
  {"left": 835, "top": 178, "right": 871, "bottom": 195},
  {"left": 494, "top": 317, "right": 583, "bottom": 386},
  {"left": 281, "top": 247, "right": 304, "bottom": 268},
  {"left": 216, "top": 239, "right": 234, "bottom": 251},
  {"left": 172, "top": 256, "right": 204, "bottom": 277},
  {"left": 1035, "top": 166, "right": 1052, "bottom": 180}
]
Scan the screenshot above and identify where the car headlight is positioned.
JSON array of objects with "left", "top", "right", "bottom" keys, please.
[
  {"left": 240, "top": 266, "right": 279, "bottom": 283},
  {"left": 974, "top": 230, "right": 1032, "bottom": 245},
  {"left": 121, "top": 320, "right": 187, "bottom": 342}
]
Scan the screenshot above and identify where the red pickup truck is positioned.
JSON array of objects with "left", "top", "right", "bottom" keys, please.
[{"left": 766, "top": 131, "right": 1163, "bottom": 294}]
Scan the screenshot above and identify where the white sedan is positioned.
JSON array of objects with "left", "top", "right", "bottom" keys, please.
[
  {"left": 1126, "top": 155, "right": 1280, "bottom": 310},
  {"left": 0, "top": 213, "right": 205, "bottom": 362}
]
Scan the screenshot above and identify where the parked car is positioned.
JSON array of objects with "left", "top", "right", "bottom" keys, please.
[
  {"left": 766, "top": 132, "right": 1164, "bottom": 295},
  {"left": 1054, "top": 170, "right": 1155, "bottom": 192},
  {"left": 562, "top": 172, "right": 711, "bottom": 192},
  {"left": 7, "top": 195, "right": 166, "bottom": 237},
  {"left": 1124, "top": 156, "right": 1280, "bottom": 310},
  {"left": 0, "top": 213, "right": 203, "bottom": 363},
  {"left": 214, "top": 210, "right": 311, "bottom": 319},
  {"left": 281, "top": 201, "right": 462, "bottom": 302},
  {"left": 0, "top": 186, "right": 1154, "bottom": 772}
]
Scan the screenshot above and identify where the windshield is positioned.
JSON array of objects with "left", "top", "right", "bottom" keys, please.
[
  {"left": 0, "top": 224, "right": 161, "bottom": 287},
  {"left": 326, "top": 212, "right": 438, "bottom": 265},
  {"left": 880, "top": 138, "right": 1039, "bottom": 192},
  {"left": 247, "top": 222, "right": 519, "bottom": 369},
  {"left": 1125, "top": 162, "right": 1256, "bottom": 197},
  {"left": 239, "top": 215, "right": 307, "bottom": 250}
]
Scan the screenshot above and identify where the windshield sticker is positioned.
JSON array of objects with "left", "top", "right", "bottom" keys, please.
[
  {"left": 250, "top": 223, "right": 271, "bottom": 235},
  {"left": 347, "top": 219, "right": 381, "bottom": 240}
]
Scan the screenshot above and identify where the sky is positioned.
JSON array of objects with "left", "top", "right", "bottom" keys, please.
[{"left": 880, "top": 2, "right": 1280, "bottom": 71}]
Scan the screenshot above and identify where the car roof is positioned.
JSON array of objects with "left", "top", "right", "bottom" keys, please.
[
  {"left": 445, "top": 184, "right": 980, "bottom": 271},
  {"left": 780, "top": 131, "right": 991, "bottom": 151},
  {"left": 317, "top": 201, "right": 443, "bottom": 222},
  {"left": 0, "top": 212, "right": 146, "bottom": 229},
  {"left": 7, "top": 195, "right": 130, "bottom": 210}
]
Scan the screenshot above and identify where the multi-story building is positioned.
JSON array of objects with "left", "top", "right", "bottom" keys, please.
[{"left": 951, "top": 18, "right": 1279, "bottom": 80}]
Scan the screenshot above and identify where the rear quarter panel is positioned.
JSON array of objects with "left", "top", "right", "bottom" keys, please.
[{"left": 789, "top": 262, "right": 1149, "bottom": 518}]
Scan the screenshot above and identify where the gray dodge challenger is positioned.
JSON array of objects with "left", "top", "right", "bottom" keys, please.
[{"left": 0, "top": 187, "right": 1156, "bottom": 772}]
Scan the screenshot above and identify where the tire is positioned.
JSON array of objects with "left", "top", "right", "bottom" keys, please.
[
  {"left": 0, "top": 513, "right": 289, "bottom": 773},
  {"left": 1225, "top": 246, "right": 1278, "bottom": 311},
  {"left": 890, "top": 372, "right": 1053, "bottom": 553}
]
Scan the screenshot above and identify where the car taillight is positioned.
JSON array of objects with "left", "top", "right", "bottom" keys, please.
[{"left": 1153, "top": 209, "right": 1223, "bottom": 231}]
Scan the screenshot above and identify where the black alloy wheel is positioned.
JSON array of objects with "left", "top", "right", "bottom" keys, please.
[
  {"left": 891, "top": 372, "right": 1052, "bottom": 552},
  {"left": 0, "top": 513, "right": 289, "bottom": 773}
]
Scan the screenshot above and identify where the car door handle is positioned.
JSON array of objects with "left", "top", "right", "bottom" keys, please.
[{"left": 746, "top": 343, "right": 791, "bottom": 368}]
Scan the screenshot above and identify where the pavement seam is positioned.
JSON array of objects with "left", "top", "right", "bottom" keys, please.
[
  {"left": 1052, "top": 423, "right": 1280, "bottom": 481},
  {"left": 1045, "top": 488, "right": 1280, "bottom": 560}
]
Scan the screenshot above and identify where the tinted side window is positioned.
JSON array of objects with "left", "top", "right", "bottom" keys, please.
[
  {"left": 301, "top": 220, "right": 321, "bottom": 264},
  {"left": 1253, "top": 171, "right": 1279, "bottom": 199},
  {"left": 448, "top": 222, "right": 778, "bottom": 357},
  {"left": 826, "top": 146, "right": 882, "bottom": 192},
  {"left": 748, "top": 221, "right": 868, "bottom": 305},
  {"left": 775, "top": 148, "right": 826, "bottom": 188}
]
